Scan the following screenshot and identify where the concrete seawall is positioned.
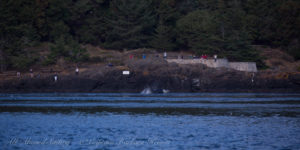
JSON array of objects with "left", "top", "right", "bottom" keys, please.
[
  {"left": 166, "top": 58, "right": 257, "bottom": 72},
  {"left": 228, "top": 62, "right": 257, "bottom": 72}
]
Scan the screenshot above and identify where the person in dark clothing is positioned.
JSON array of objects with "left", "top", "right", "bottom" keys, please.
[{"left": 108, "top": 63, "right": 113, "bottom": 67}]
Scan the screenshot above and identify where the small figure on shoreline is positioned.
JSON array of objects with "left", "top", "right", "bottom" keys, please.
[
  {"left": 163, "top": 51, "right": 167, "bottom": 59},
  {"left": 17, "top": 72, "right": 20, "bottom": 78},
  {"left": 54, "top": 72, "right": 58, "bottom": 82},
  {"left": 29, "top": 68, "right": 33, "bottom": 78},
  {"left": 108, "top": 62, "right": 113, "bottom": 67},
  {"left": 251, "top": 72, "right": 255, "bottom": 83},
  {"left": 214, "top": 54, "right": 218, "bottom": 62},
  {"left": 75, "top": 66, "right": 79, "bottom": 75}
]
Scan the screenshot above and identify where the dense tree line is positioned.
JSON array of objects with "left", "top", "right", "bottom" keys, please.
[{"left": 0, "top": 0, "right": 299, "bottom": 70}]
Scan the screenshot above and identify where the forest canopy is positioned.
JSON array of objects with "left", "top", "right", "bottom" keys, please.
[{"left": 0, "top": 0, "right": 299, "bottom": 70}]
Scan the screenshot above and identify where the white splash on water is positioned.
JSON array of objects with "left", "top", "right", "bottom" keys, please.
[
  {"left": 141, "top": 87, "right": 152, "bottom": 94},
  {"left": 163, "top": 89, "right": 170, "bottom": 93}
]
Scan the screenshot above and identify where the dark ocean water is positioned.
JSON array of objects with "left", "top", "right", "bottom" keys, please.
[{"left": 0, "top": 93, "right": 300, "bottom": 150}]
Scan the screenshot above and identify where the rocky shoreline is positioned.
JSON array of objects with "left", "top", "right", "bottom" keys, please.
[{"left": 1, "top": 59, "right": 300, "bottom": 93}]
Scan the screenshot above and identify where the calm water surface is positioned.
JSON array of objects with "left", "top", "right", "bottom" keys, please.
[{"left": 0, "top": 93, "right": 300, "bottom": 150}]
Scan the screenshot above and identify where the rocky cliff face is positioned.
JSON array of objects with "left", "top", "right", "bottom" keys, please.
[{"left": 1, "top": 59, "right": 300, "bottom": 93}]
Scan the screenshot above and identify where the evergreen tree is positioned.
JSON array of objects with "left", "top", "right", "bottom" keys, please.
[
  {"left": 245, "top": 0, "right": 280, "bottom": 44},
  {"left": 176, "top": 10, "right": 221, "bottom": 55},
  {"left": 1, "top": 0, "right": 299, "bottom": 69},
  {"left": 150, "top": 0, "right": 178, "bottom": 51},
  {"left": 44, "top": 36, "right": 89, "bottom": 65},
  {"left": 220, "top": 0, "right": 255, "bottom": 61},
  {"left": 150, "top": 21, "right": 176, "bottom": 51},
  {"left": 175, "top": 0, "right": 200, "bottom": 15},
  {"left": 46, "top": 0, "right": 72, "bottom": 41},
  {"left": 103, "top": 0, "right": 155, "bottom": 49},
  {"left": 0, "top": 0, "right": 40, "bottom": 69},
  {"left": 71, "top": 0, "right": 109, "bottom": 45},
  {"left": 275, "top": 0, "right": 300, "bottom": 47}
]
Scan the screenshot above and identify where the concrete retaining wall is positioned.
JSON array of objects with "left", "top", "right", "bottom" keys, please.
[
  {"left": 166, "top": 58, "right": 257, "bottom": 72},
  {"left": 229, "top": 62, "right": 257, "bottom": 72}
]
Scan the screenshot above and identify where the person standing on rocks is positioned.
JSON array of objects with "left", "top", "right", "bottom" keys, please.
[
  {"left": 29, "top": 68, "right": 33, "bottom": 78},
  {"left": 251, "top": 72, "right": 255, "bottom": 83},
  {"left": 75, "top": 66, "right": 79, "bottom": 75},
  {"left": 17, "top": 72, "right": 20, "bottom": 78},
  {"left": 214, "top": 54, "right": 218, "bottom": 62},
  {"left": 163, "top": 52, "right": 167, "bottom": 59},
  {"left": 54, "top": 72, "right": 58, "bottom": 82}
]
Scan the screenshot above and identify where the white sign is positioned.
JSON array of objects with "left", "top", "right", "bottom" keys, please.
[{"left": 122, "top": 71, "right": 130, "bottom": 75}]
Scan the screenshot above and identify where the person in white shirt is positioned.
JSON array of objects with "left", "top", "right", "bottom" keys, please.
[
  {"left": 214, "top": 54, "right": 218, "bottom": 62},
  {"left": 75, "top": 66, "right": 79, "bottom": 75},
  {"left": 54, "top": 73, "right": 58, "bottom": 82},
  {"left": 17, "top": 72, "right": 20, "bottom": 78}
]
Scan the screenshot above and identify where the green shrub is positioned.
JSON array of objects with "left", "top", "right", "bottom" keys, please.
[
  {"left": 66, "top": 40, "right": 89, "bottom": 62},
  {"left": 42, "top": 56, "right": 56, "bottom": 66},
  {"left": 46, "top": 37, "right": 89, "bottom": 64},
  {"left": 11, "top": 55, "right": 38, "bottom": 70}
]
